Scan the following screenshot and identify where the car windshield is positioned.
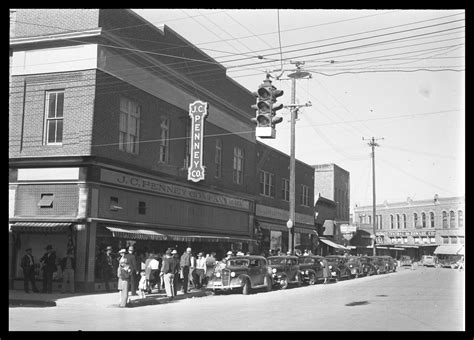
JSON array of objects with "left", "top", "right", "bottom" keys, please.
[
  {"left": 347, "top": 258, "right": 358, "bottom": 263},
  {"left": 268, "top": 258, "right": 286, "bottom": 265},
  {"left": 227, "top": 259, "right": 249, "bottom": 267},
  {"left": 325, "top": 257, "right": 339, "bottom": 263}
]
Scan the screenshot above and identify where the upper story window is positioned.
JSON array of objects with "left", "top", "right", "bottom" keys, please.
[
  {"left": 159, "top": 117, "right": 170, "bottom": 163},
  {"left": 422, "top": 212, "right": 426, "bottom": 228},
  {"left": 430, "top": 212, "right": 435, "bottom": 228},
  {"left": 396, "top": 214, "right": 400, "bottom": 229},
  {"left": 138, "top": 201, "right": 146, "bottom": 215},
  {"left": 379, "top": 215, "right": 383, "bottom": 229},
  {"left": 44, "top": 90, "right": 64, "bottom": 145},
  {"left": 413, "top": 213, "right": 418, "bottom": 228},
  {"left": 300, "top": 185, "right": 310, "bottom": 207},
  {"left": 458, "top": 210, "right": 463, "bottom": 228},
  {"left": 449, "top": 210, "right": 455, "bottom": 228},
  {"left": 442, "top": 211, "right": 448, "bottom": 228},
  {"left": 281, "top": 178, "right": 289, "bottom": 201},
  {"left": 403, "top": 214, "right": 407, "bottom": 229},
  {"left": 233, "top": 147, "right": 244, "bottom": 185},
  {"left": 390, "top": 215, "right": 394, "bottom": 229},
  {"left": 259, "top": 170, "right": 274, "bottom": 197},
  {"left": 368, "top": 215, "right": 372, "bottom": 224},
  {"left": 119, "top": 97, "right": 140, "bottom": 154},
  {"left": 215, "top": 138, "right": 222, "bottom": 178}
]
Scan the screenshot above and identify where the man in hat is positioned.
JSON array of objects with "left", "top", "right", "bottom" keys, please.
[
  {"left": 39, "top": 245, "right": 56, "bottom": 293},
  {"left": 99, "top": 246, "right": 117, "bottom": 292},
  {"left": 124, "top": 245, "right": 138, "bottom": 296},
  {"left": 160, "top": 249, "right": 179, "bottom": 300},
  {"left": 171, "top": 249, "right": 180, "bottom": 295},
  {"left": 193, "top": 252, "right": 207, "bottom": 289},
  {"left": 180, "top": 247, "right": 193, "bottom": 294},
  {"left": 20, "top": 248, "right": 39, "bottom": 293}
]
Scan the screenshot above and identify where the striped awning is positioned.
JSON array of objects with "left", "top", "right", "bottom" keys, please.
[
  {"left": 104, "top": 225, "right": 256, "bottom": 243},
  {"left": 10, "top": 222, "right": 72, "bottom": 233},
  {"left": 319, "top": 237, "right": 349, "bottom": 250}
]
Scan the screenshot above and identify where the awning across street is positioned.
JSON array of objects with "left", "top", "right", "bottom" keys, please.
[
  {"left": 434, "top": 244, "right": 463, "bottom": 255},
  {"left": 10, "top": 222, "right": 72, "bottom": 233},
  {"left": 104, "top": 225, "right": 256, "bottom": 243}
]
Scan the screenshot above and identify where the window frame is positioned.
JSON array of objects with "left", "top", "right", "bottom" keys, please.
[
  {"left": 281, "top": 178, "right": 290, "bottom": 202},
  {"left": 44, "top": 90, "right": 65, "bottom": 145},
  {"left": 119, "top": 97, "right": 141, "bottom": 154},
  {"left": 233, "top": 147, "right": 244, "bottom": 185},
  {"left": 259, "top": 170, "right": 275, "bottom": 197},
  {"left": 138, "top": 201, "right": 147, "bottom": 215},
  {"left": 300, "top": 184, "right": 310, "bottom": 207},
  {"left": 214, "top": 138, "right": 222, "bottom": 178}
]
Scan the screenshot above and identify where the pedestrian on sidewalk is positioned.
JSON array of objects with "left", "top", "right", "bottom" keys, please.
[
  {"left": 20, "top": 248, "right": 39, "bottom": 293},
  {"left": 39, "top": 245, "right": 56, "bottom": 293},
  {"left": 171, "top": 249, "right": 180, "bottom": 295},
  {"left": 60, "top": 249, "right": 75, "bottom": 293},
  {"left": 125, "top": 246, "right": 139, "bottom": 296},
  {"left": 117, "top": 249, "right": 132, "bottom": 308},
  {"left": 205, "top": 252, "right": 216, "bottom": 281},
  {"left": 180, "top": 247, "right": 193, "bottom": 294},
  {"left": 138, "top": 270, "right": 147, "bottom": 299},
  {"left": 193, "top": 252, "right": 206, "bottom": 288},
  {"left": 100, "top": 246, "right": 118, "bottom": 292},
  {"left": 161, "top": 249, "right": 179, "bottom": 300}
]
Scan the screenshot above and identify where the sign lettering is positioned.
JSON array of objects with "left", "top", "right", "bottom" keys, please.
[{"left": 188, "top": 101, "right": 208, "bottom": 182}]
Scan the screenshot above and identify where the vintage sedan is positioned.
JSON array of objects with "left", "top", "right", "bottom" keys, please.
[
  {"left": 400, "top": 255, "right": 413, "bottom": 266},
  {"left": 365, "top": 256, "right": 387, "bottom": 274},
  {"left": 324, "top": 255, "right": 352, "bottom": 280},
  {"left": 380, "top": 256, "right": 397, "bottom": 272},
  {"left": 358, "top": 256, "right": 377, "bottom": 276},
  {"left": 297, "top": 255, "right": 328, "bottom": 285},
  {"left": 267, "top": 255, "right": 301, "bottom": 289},
  {"left": 346, "top": 256, "right": 365, "bottom": 278},
  {"left": 421, "top": 255, "right": 438, "bottom": 267},
  {"left": 206, "top": 256, "right": 272, "bottom": 295}
]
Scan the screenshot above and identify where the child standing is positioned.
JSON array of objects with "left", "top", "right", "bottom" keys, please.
[{"left": 138, "top": 270, "right": 147, "bottom": 299}]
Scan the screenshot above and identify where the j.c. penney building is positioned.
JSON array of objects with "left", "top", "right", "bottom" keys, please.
[{"left": 9, "top": 9, "right": 315, "bottom": 292}]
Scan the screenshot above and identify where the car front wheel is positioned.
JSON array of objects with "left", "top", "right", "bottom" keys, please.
[
  {"left": 308, "top": 272, "right": 316, "bottom": 285},
  {"left": 242, "top": 279, "right": 251, "bottom": 295},
  {"left": 279, "top": 277, "right": 288, "bottom": 290}
]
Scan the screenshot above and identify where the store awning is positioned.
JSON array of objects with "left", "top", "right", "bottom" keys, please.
[
  {"left": 104, "top": 225, "right": 256, "bottom": 243},
  {"left": 457, "top": 245, "right": 464, "bottom": 255},
  {"left": 258, "top": 222, "right": 314, "bottom": 234},
  {"left": 319, "top": 237, "right": 349, "bottom": 250},
  {"left": 434, "top": 245, "right": 462, "bottom": 255},
  {"left": 376, "top": 246, "right": 405, "bottom": 250},
  {"left": 10, "top": 222, "right": 72, "bottom": 233}
]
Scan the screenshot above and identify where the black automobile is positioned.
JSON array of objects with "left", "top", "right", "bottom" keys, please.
[
  {"left": 366, "top": 256, "right": 388, "bottom": 274},
  {"left": 297, "top": 255, "right": 328, "bottom": 285},
  {"left": 379, "top": 256, "right": 397, "bottom": 272},
  {"left": 346, "top": 256, "right": 365, "bottom": 278},
  {"left": 358, "top": 256, "right": 377, "bottom": 276},
  {"left": 324, "top": 255, "right": 352, "bottom": 280},
  {"left": 206, "top": 256, "right": 272, "bottom": 295},
  {"left": 267, "top": 255, "right": 301, "bottom": 289}
]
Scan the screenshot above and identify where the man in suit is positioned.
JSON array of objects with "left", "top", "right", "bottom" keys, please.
[
  {"left": 20, "top": 248, "right": 39, "bottom": 293},
  {"left": 100, "top": 246, "right": 118, "bottom": 292},
  {"left": 40, "top": 245, "right": 56, "bottom": 293},
  {"left": 124, "top": 245, "right": 138, "bottom": 296}
]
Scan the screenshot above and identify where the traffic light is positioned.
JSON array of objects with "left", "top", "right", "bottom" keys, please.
[{"left": 251, "top": 76, "right": 284, "bottom": 139}]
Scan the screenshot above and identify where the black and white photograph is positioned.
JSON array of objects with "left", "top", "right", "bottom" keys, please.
[{"left": 8, "top": 8, "right": 465, "bottom": 332}]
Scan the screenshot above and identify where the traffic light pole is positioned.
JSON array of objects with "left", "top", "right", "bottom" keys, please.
[{"left": 288, "top": 76, "right": 296, "bottom": 255}]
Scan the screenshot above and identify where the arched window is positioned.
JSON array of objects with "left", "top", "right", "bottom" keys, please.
[
  {"left": 422, "top": 212, "right": 426, "bottom": 228},
  {"left": 390, "top": 215, "right": 394, "bottom": 229},
  {"left": 368, "top": 215, "right": 372, "bottom": 224},
  {"left": 442, "top": 211, "right": 448, "bottom": 228},
  {"left": 430, "top": 212, "right": 435, "bottom": 228},
  {"left": 403, "top": 214, "right": 407, "bottom": 228},
  {"left": 458, "top": 211, "right": 463, "bottom": 228},
  {"left": 414, "top": 213, "right": 418, "bottom": 228},
  {"left": 449, "top": 211, "right": 455, "bottom": 228},
  {"left": 396, "top": 214, "right": 400, "bottom": 229}
]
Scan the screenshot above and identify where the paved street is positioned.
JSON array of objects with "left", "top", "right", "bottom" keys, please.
[{"left": 9, "top": 266, "right": 464, "bottom": 331}]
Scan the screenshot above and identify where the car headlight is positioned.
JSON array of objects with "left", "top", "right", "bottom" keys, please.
[
  {"left": 350, "top": 264, "right": 353, "bottom": 268},
  {"left": 300, "top": 271, "right": 305, "bottom": 275},
  {"left": 215, "top": 272, "right": 221, "bottom": 278},
  {"left": 305, "top": 270, "right": 309, "bottom": 275},
  {"left": 320, "top": 262, "right": 324, "bottom": 266},
  {"left": 272, "top": 268, "right": 277, "bottom": 273},
  {"left": 230, "top": 272, "right": 236, "bottom": 277},
  {"left": 329, "top": 265, "right": 333, "bottom": 269}
]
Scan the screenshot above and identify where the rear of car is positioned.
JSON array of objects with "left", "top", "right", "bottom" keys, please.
[{"left": 421, "top": 255, "right": 437, "bottom": 267}]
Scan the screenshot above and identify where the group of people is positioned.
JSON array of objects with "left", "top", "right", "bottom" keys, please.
[
  {"left": 107, "top": 245, "right": 232, "bottom": 307},
  {"left": 20, "top": 245, "right": 75, "bottom": 294}
]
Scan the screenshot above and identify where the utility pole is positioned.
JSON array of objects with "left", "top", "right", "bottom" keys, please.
[
  {"left": 285, "top": 61, "right": 312, "bottom": 254},
  {"left": 363, "top": 137, "right": 384, "bottom": 256}
]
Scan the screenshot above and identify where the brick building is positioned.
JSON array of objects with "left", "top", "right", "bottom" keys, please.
[
  {"left": 9, "top": 9, "right": 314, "bottom": 292},
  {"left": 352, "top": 195, "right": 465, "bottom": 260}
]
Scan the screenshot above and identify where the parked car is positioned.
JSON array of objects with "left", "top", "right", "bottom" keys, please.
[
  {"left": 421, "top": 255, "right": 438, "bottom": 267},
  {"left": 297, "top": 255, "right": 327, "bottom": 285},
  {"left": 324, "top": 255, "right": 352, "bottom": 280},
  {"left": 400, "top": 255, "right": 413, "bottom": 266},
  {"left": 358, "top": 256, "right": 377, "bottom": 276},
  {"left": 366, "top": 256, "right": 387, "bottom": 274},
  {"left": 206, "top": 256, "right": 272, "bottom": 295},
  {"left": 380, "top": 256, "right": 397, "bottom": 272},
  {"left": 437, "top": 255, "right": 462, "bottom": 268},
  {"left": 346, "top": 256, "right": 364, "bottom": 278},
  {"left": 267, "top": 255, "right": 301, "bottom": 289}
]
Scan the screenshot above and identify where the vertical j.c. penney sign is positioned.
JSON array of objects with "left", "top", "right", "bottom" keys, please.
[{"left": 188, "top": 100, "right": 209, "bottom": 182}]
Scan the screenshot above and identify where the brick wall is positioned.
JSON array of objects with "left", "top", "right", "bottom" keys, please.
[
  {"left": 12, "top": 9, "right": 100, "bottom": 38},
  {"left": 9, "top": 70, "right": 96, "bottom": 158},
  {"left": 15, "top": 184, "right": 79, "bottom": 217}
]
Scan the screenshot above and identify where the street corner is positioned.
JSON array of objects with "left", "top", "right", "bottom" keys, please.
[{"left": 125, "top": 289, "right": 211, "bottom": 308}]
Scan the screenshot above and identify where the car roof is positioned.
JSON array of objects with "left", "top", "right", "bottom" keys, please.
[
  {"left": 228, "top": 256, "right": 265, "bottom": 260},
  {"left": 267, "top": 255, "right": 299, "bottom": 259}
]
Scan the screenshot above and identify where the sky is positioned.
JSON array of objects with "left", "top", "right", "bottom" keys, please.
[{"left": 131, "top": 9, "right": 465, "bottom": 210}]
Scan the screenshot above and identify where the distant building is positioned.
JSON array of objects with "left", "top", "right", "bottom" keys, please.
[{"left": 352, "top": 195, "right": 465, "bottom": 260}]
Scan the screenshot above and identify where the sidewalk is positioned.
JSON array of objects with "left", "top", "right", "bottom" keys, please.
[{"left": 9, "top": 287, "right": 212, "bottom": 308}]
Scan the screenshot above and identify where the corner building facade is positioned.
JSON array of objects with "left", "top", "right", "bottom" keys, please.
[{"left": 9, "top": 9, "right": 314, "bottom": 292}]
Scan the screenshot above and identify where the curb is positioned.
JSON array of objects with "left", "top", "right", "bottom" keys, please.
[
  {"left": 126, "top": 290, "right": 212, "bottom": 308},
  {"left": 9, "top": 299, "right": 56, "bottom": 307}
]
